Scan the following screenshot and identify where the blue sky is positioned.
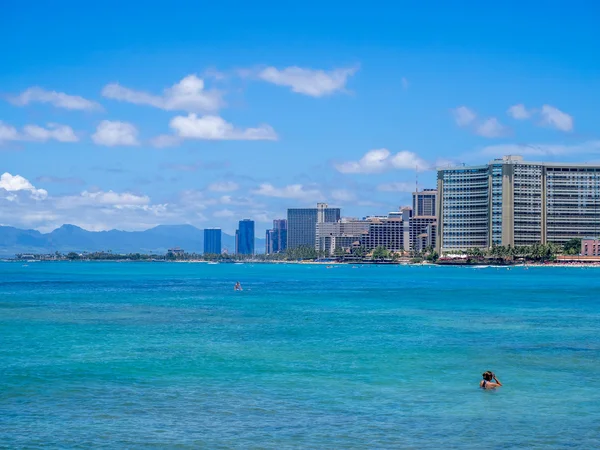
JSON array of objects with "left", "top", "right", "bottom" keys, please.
[{"left": 1, "top": 1, "right": 599, "bottom": 234}]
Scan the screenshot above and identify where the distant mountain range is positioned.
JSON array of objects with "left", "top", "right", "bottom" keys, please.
[{"left": 0, "top": 224, "right": 265, "bottom": 257}]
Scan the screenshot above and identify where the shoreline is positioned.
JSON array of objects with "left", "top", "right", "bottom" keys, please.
[{"left": 7, "top": 259, "right": 600, "bottom": 267}]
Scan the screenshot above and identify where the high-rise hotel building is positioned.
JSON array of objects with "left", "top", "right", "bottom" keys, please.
[
  {"left": 437, "top": 155, "right": 600, "bottom": 252},
  {"left": 287, "top": 203, "right": 341, "bottom": 250},
  {"left": 236, "top": 219, "right": 255, "bottom": 255},
  {"left": 410, "top": 189, "right": 437, "bottom": 252},
  {"left": 266, "top": 219, "right": 287, "bottom": 254},
  {"left": 413, "top": 189, "right": 437, "bottom": 216},
  {"left": 203, "top": 228, "right": 222, "bottom": 254}
]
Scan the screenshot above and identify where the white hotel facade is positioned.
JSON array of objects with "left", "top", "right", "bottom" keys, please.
[{"left": 437, "top": 156, "right": 600, "bottom": 252}]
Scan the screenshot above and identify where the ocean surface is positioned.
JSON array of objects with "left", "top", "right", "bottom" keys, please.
[{"left": 1, "top": 262, "right": 599, "bottom": 449}]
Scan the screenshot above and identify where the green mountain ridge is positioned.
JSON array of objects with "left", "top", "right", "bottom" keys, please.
[{"left": 0, "top": 224, "right": 265, "bottom": 257}]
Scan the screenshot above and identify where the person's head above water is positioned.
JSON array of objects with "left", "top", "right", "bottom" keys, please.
[
  {"left": 482, "top": 371, "right": 494, "bottom": 381},
  {"left": 480, "top": 371, "right": 502, "bottom": 389}
]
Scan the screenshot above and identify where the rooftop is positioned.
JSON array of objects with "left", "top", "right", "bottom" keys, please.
[{"left": 438, "top": 155, "right": 600, "bottom": 171}]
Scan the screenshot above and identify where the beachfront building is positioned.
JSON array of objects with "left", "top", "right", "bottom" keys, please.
[
  {"left": 413, "top": 189, "right": 437, "bottom": 216},
  {"left": 410, "top": 216, "right": 437, "bottom": 252},
  {"left": 358, "top": 208, "right": 413, "bottom": 253},
  {"left": 315, "top": 218, "right": 370, "bottom": 255},
  {"left": 236, "top": 219, "right": 255, "bottom": 255},
  {"left": 203, "top": 228, "right": 222, "bottom": 254},
  {"left": 437, "top": 155, "right": 600, "bottom": 252},
  {"left": 266, "top": 219, "right": 287, "bottom": 255},
  {"left": 315, "top": 207, "right": 436, "bottom": 256},
  {"left": 287, "top": 203, "right": 341, "bottom": 250},
  {"left": 581, "top": 239, "right": 600, "bottom": 256},
  {"left": 360, "top": 216, "right": 405, "bottom": 252},
  {"left": 410, "top": 189, "right": 438, "bottom": 252}
]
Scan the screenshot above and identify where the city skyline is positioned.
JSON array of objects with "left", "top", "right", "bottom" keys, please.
[{"left": 2, "top": 3, "right": 599, "bottom": 236}]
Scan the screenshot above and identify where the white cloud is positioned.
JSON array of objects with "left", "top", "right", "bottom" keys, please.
[
  {"left": 540, "top": 105, "right": 573, "bottom": 132},
  {"left": 0, "top": 122, "right": 20, "bottom": 142},
  {"left": 249, "top": 211, "right": 274, "bottom": 223},
  {"left": 335, "top": 149, "right": 429, "bottom": 174},
  {"left": 476, "top": 118, "right": 508, "bottom": 138},
  {"left": 252, "top": 183, "right": 322, "bottom": 200},
  {"left": 257, "top": 66, "right": 357, "bottom": 97},
  {"left": 92, "top": 120, "right": 139, "bottom": 147},
  {"left": 169, "top": 114, "right": 277, "bottom": 141},
  {"left": 456, "top": 104, "right": 572, "bottom": 135},
  {"left": 150, "top": 134, "right": 183, "bottom": 148},
  {"left": 219, "top": 195, "right": 259, "bottom": 207},
  {"left": 177, "top": 189, "right": 215, "bottom": 208},
  {"left": 0, "top": 184, "right": 225, "bottom": 232},
  {"left": 335, "top": 149, "right": 390, "bottom": 174},
  {"left": 203, "top": 68, "right": 227, "bottom": 81},
  {"left": 506, "top": 104, "right": 573, "bottom": 132},
  {"left": 330, "top": 189, "right": 356, "bottom": 202},
  {"left": 9, "top": 87, "right": 102, "bottom": 111},
  {"left": 56, "top": 190, "right": 150, "bottom": 208},
  {"left": 22, "top": 123, "right": 78, "bottom": 142},
  {"left": 0, "top": 173, "right": 48, "bottom": 200},
  {"left": 480, "top": 140, "right": 600, "bottom": 158},
  {"left": 213, "top": 209, "right": 235, "bottom": 218},
  {"left": 507, "top": 104, "right": 532, "bottom": 120},
  {"left": 452, "top": 106, "right": 477, "bottom": 127},
  {"left": 0, "top": 121, "right": 78, "bottom": 144},
  {"left": 102, "top": 75, "right": 223, "bottom": 113},
  {"left": 208, "top": 181, "right": 239, "bottom": 192},
  {"left": 377, "top": 182, "right": 414, "bottom": 192},
  {"left": 80, "top": 190, "right": 150, "bottom": 206},
  {"left": 452, "top": 106, "right": 507, "bottom": 138},
  {"left": 390, "top": 151, "right": 429, "bottom": 170}
]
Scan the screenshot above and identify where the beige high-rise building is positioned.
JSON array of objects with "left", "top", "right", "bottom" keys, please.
[
  {"left": 412, "top": 189, "right": 437, "bottom": 216},
  {"left": 411, "top": 189, "right": 437, "bottom": 252},
  {"left": 437, "top": 156, "right": 600, "bottom": 252},
  {"left": 315, "top": 218, "right": 370, "bottom": 255}
]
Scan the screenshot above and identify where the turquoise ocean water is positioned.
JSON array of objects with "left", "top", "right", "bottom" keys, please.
[{"left": 1, "top": 262, "right": 599, "bottom": 448}]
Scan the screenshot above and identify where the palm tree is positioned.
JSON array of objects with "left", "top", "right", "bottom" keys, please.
[
  {"left": 334, "top": 247, "right": 346, "bottom": 260},
  {"left": 372, "top": 246, "right": 390, "bottom": 260}
]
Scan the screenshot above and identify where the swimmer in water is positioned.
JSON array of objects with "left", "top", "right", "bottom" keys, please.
[
  {"left": 480, "top": 371, "right": 502, "bottom": 389},
  {"left": 234, "top": 281, "right": 242, "bottom": 291}
]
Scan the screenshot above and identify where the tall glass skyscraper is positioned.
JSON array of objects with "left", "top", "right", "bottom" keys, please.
[
  {"left": 287, "top": 203, "right": 341, "bottom": 250},
  {"left": 236, "top": 219, "right": 255, "bottom": 255},
  {"left": 203, "top": 228, "right": 222, "bottom": 254},
  {"left": 266, "top": 219, "right": 287, "bottom": 254}
]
